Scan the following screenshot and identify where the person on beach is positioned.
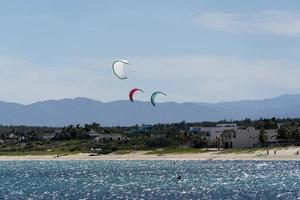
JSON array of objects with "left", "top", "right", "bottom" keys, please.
[
  {"left": 274, "top": 150, "right": 276, "bottom": 155},
  {"left": 267, "top": 150, "right": 269, "bottom": 155}
]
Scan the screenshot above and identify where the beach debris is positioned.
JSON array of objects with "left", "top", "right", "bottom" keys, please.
[
  {"left": 129, "top": 88, "right": 144, "bottom": 102},
  {"left": 151, "top": 91, "right": 167, "bottom": 107},
  {"left": 89, "top": 153, "right": 100, "bottom": 157},
  {"left": 55, "top": 153, "right": 69, "bottom": 158},
  {"left": 112, "top": 60, "right": 130, "bottom": 80}
]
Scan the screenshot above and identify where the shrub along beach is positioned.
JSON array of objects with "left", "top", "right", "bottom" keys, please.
[{"left": 0, "top": 118, "right": 299, "bottom": 160}]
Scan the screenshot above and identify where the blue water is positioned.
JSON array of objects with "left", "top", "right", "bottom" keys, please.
[{"left": 0, "top": 161, "right": 299, "bottom": 200}]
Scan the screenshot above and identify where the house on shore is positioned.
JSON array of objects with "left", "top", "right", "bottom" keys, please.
[
  {"left": 190, "top": 124, "right": 238, "bottom": 145},
  {"left": 150, "top": 133, "right": 166, "bottom": 139},
  {"left": 38, "top": 134, "right": 56, "bottom": 141},
  {"left": 129, "top": 125, "right": 152, "bottom": 134},
  {"left": 93, "top": 134, "right": 128, "bottom": 142},
  {"left": 189, "top": 124, "right": 278, "bottom": 149},
  {"left": 222, "top": 127, "right": 260, "bottom": 148},
  {"left": 88, "top": 129, "right": 101, "bottom": 138},
  {"left": 9, "top": 133, "right": 18, "bottom": 140}
]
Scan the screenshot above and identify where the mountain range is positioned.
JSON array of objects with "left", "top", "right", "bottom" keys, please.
[{"left": 1, "top": 94, "right": 300, "bottom": 127}]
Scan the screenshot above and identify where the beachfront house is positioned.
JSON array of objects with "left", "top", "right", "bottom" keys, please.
[
  {"left": 88, "top": 129, "right": 100, "bottom": 138},
  {"left": 221, "top": 128, "right": 279, "bottom": 148},
  {"left": 36, "top": 133, "right": 56, "bottom": 141},
  {"left": 9, "top": 133, "right": 18, "bottom": 140},
  {"left": 222, "top": 127, "right": 260, "bottom": 148},
  {"left": 129, "top": 125, "right": 152, "bottom": 134},
  {"left": 189, "top": 124, "right": 238, "bottom": 145},
  {"left": 93, "top": 134, "right": 128, "bottom": 143},
  {"left": 150, "top": 133, "right": 167, "bottom": 139},
  {"left": 190, "top": 124, "right": 279, "bottom": 149}
]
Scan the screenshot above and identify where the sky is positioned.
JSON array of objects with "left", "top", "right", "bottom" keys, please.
[{"left": 0, "top": 0, "right": 300, "bottom": 104}]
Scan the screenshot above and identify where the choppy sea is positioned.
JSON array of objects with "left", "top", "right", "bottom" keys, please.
[{"left": 0, "top": 160, "right": 299, "bottom": 200}]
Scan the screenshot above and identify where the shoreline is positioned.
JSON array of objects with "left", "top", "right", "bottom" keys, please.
[{"left": 0, "top": 147, "right": 299, "bottom": 161}]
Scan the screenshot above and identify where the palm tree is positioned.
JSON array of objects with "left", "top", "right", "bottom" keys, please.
[
  {"left": 176, "top": 131, "right": 190, "bottom": 147},
  {"left": 215, "top": 136, "right": 222, "bottom": 151},
  {"left": 259, "top": 129, "right": 268, "bottom": 146}
]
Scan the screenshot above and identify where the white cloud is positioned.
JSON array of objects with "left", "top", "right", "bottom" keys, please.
[
  {"left": 0, "top": 55, "right": 300, "bottom": 104},
  {"left": 194, "top": 10, "right": 300, "bottom": 36},
  {"left": 130, "top": 56, "right": 300, "bottom": 102},
  {"left": 0, "top": 56, "right": 120, "bottom": 104}
]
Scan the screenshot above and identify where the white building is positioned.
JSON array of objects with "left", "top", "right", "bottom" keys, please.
[
  {"left": 190, "top": 124, "right": 238, "bottom": 143},
  {"left": 150, "top": 133, "right": 166, "bottom": 139},
  {"left": 222, "top": 127, "right": 260, "bottom": 148},
  {"left": 190, "top": 124, "right": 278, "bottom": 148},
  {"left": 216, "top": 124, "right": 237, "bottom": 128},
  {"left": 93, "top": 134, "right": 128, "bottom": 142},
  {"left": 222, "top": 128, "right": 279, "bottom": 148},
  {"left": 88, "top": 129, "right": 100, "bottom": 138}
]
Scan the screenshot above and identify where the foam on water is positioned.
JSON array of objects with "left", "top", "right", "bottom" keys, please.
[{"left": 0, "top": 160, "right": 299, "bottom": 200}]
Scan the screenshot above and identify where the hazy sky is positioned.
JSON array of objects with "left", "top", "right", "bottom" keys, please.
[{"left": 0, "top": 0, "right": 300, "bottom": 104}]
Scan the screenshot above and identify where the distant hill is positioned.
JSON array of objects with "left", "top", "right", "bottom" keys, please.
[{"left": 1, "top": 94, "right": 300, "bottom": 127}]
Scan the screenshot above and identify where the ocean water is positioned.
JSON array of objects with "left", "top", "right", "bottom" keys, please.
[{"left": 0, "top": 161, "right": 299, "bottom": 200}]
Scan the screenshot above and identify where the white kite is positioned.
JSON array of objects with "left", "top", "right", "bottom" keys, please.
[{"left": 112, "top": 60, "right": 130, "bottom": 80}]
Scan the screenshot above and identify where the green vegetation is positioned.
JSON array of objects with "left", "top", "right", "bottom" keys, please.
[
  {"left": 259, "top": 129, "right": 268, "bottom": 145},
  {"left": 0, "top": 140, "right": 90, "bottom": 156},
  {"left": 0, "top": 118, "right": 299, "bottom": 156}
]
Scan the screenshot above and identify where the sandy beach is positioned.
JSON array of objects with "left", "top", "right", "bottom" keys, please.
[{"left": 0, "top": 147, "right": 299, "bottom": 161}]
